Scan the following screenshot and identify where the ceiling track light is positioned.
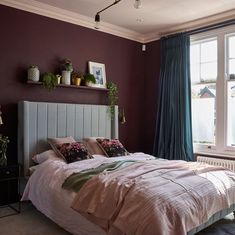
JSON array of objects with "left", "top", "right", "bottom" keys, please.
[
  {"left": 134, "top": 0, "right": 142, "bottom": 9},
  {"left": 94, "top": 0, "right": 142, "bottom": 29},
  {"left": 95, "top": 13, "right": 100, "bottom": 29}
]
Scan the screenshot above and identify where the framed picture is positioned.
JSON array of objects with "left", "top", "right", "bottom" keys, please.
[{"left": 88, "top": 61, "right": 106, "bottom": 88}]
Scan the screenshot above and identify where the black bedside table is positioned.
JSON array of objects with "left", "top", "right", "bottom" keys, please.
[{"left": 0, "top": 164, "right": 21, "bottom": 218}]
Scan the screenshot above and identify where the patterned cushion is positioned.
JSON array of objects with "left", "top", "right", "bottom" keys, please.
[
  {"left": 96, "top": 138, "right": 129, "bottom": 157},
  {"left": 57, "top": 142, "right": 93, "bottom": 163},
  {"left": 48, "top": 136, "right": 76, "bottom": 159}
]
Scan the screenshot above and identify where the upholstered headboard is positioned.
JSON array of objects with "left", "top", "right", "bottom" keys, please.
[{"left": 18, "top": 101, "right": 118, "bottom": 177}]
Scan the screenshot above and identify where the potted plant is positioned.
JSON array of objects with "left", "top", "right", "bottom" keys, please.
[
  {"left": 71, "top": 71, "right": 84, "bottom": 86},
  {"left": 107, "top": 81, "right": 118, "bottom": 119},
  {"left": 42, "top": 73, "right": 57, "bottom": 91},
  {"left": 61, "top": 59, "right": 73, "bottom": 85},
  {"left": 0, "top": 135, "right": 9, "bottom": 167},
  {"left": 28, "top": 65, "right": 40, "bottom": 82},
  {"left": 83, "top": 73, "right": 96, "bottom": 87}
]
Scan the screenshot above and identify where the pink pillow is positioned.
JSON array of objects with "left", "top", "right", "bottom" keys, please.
[{"left": 83, "top": 137, "right": 106, "bottom": 156}]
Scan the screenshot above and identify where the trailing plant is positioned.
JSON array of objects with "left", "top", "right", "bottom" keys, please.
[
  {"left": 0, "top": 135, "right": 9, "bottom": 167},
  {"left": 42, "top": 73, "right": 57, "bottom": 91},
  {"left": 107, "top": 81, "right": 118, "bottom": 119},
  {"left": 83, "top": 73, "right": 96, "bottom": 84}
]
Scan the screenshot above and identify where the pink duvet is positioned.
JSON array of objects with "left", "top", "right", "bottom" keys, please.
[{"left": 71, "top": 160, "right": 235, "bottom": 235}]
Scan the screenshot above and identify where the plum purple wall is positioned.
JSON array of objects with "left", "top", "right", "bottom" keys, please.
[
  {"left": 0, "top": 5, "right": 161, "bottom": 163},
  {"left": 142, "top": 40, "right": 161, "bottom": 154}
]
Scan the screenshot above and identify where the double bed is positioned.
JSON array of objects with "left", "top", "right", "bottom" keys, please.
[{"left": 19, "top": 101, "right": 235, "bottom": 235}]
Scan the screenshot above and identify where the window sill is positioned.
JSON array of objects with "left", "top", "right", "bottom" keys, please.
[{"left": 194, "top": 151, "right": 235, "bottom": 160}]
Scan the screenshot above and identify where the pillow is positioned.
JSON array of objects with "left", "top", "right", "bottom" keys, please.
[
  {"left": 83, "top": 137, "right": 106, "bottom": 156},
  {"left": 56, "top": 141, "right": 93, "bottom": 163},
  {"left": 32, "top": 149, "right": 58, "bottom": 164},
  {"left": 48, "top": 136, "right": 76, "bottom": 159},
  {"left": 96, "top": 138, "right": 129, "bottom": 157},
  {"left": 29, "top": 165, "right": 41, "bottom": 175}
]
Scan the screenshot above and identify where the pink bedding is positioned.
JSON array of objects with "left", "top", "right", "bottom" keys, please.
[{"left": 71, "top": 160, "right": 235, "bottom": 235}]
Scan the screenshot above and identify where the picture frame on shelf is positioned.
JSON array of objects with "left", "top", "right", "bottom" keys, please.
[{"left": 88, "top": 61, "right": 106, "bottom": 88}]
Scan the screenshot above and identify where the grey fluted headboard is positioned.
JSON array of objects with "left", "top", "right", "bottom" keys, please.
[{"left": 18, "top": 101, "right": 118, "bottom": 177}]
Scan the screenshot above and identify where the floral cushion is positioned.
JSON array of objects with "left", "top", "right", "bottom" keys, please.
[
  {"left": 96, "top": 138, "right": 129, "bottom": 157},
  {"left": 48, "top": 136, "right": 76, "bottom": 159},
  {"left": 57, "top": 142, "right": 93, "bottom": 163}
]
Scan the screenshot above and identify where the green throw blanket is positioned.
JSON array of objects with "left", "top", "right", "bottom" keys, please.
[{"left": 62, "top": 160, "right": 136, "bottom": 192}]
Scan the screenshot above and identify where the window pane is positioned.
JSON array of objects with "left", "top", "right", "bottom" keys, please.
[
  {"left": 190, "top": 44, "right": 200, "bottom": 84},
  {"left": 229, "top": 36, "right": 235, "bottom": 58},
  {"left": 192, "top": 84, "right": 216, "bottom": 145},
  {"left": 201, "top": 40, "right": 217, "bottom": 63},
  {"left": 229, "top": 59, "right": 235, "bottom": 75},
  {"left": 190, "top": 44, "right": 200, "bottom": 64},
  {"left": 201, "top": 62, "right": 217, "bottom": 81},
  {"left": 227, "top": 81, "right": 235, "bottom": 147},
  {"left": 190, "top": 64, "right": 200, "bottom": 84}
]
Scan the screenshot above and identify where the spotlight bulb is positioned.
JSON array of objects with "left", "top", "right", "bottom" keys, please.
[
  {"left": 134, "top": 0, "right": 142, "bottom": 9},
  {"left": 94, "top": 14, "right": 100, "bottom": 29}
]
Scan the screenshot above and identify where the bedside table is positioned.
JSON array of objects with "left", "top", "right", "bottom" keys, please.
[{"left": 0, "top": 164, "right": 21, "bottom": 218}]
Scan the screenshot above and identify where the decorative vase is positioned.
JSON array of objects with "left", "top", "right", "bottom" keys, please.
[
  {"left": 56, "top": 75, "right": 61, "bottom": 85},
  {"left": 72, "top": 77, "right": 81, "bottom": 86},
  {"left": 28, "top": 66, "right": 40, "bottom": 82},
  {"left": 0, "top": 153, "right": 7, "bottom": 167},
  {"left": 62, "top": 71, "right": 71, "bottom": 85}
]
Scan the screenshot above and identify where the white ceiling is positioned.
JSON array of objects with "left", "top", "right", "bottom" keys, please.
[
  {"left": 32, "top": 0, "right": 235, "bottom": 33},
  {"left": 1, "top": 0, "right": 235, "bottom": 42}
]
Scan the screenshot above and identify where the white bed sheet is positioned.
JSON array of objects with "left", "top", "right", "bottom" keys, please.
[{"left": 21, "top": 153, "right": 155, "bottom": 235}]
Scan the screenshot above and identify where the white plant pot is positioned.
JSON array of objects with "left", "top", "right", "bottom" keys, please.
[
  {"left": 62, "top": 71, "right": 71, "bottom": 85},
  {"left": 28, "top": 67, "right": 40, "bottom": 82}
]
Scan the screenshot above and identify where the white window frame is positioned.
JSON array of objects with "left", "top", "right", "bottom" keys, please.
[
  {"left": 225, "top": 33, "right": 235, "bottom": 151},
  {"left": 190, "top": 24, "right": 235, "bottom": 158}
]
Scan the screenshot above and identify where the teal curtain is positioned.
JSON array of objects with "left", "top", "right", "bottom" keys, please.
[{"left": 153, "top": 33, "right": 193, "bottom": 161}]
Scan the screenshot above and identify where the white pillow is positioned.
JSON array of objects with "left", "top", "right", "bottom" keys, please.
[
  {"left": 32, "top": 149, "right": 58, "bottom": 164},
  {"left": 29, "top": 164, "right": 41, "bottom": 175}
]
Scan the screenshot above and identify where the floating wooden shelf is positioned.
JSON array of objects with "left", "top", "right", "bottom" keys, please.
[{"left": 27, "top": 81, "right": 109, "bottom": 92}]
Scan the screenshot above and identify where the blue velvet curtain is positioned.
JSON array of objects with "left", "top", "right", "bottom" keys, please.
[{"left": 153, "top": 33, "right": 193, "bottom": 161}]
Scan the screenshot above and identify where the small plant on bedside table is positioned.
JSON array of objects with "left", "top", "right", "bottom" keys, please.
[{"left": 0, "top": 135, "right": 9, "bottom": 167}]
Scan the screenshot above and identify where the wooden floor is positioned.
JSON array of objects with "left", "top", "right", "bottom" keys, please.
[{"left": 0, "top": 202, "right": 235, "bottom": 235}]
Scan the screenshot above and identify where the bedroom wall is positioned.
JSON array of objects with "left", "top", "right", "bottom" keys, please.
[
  {"left": 142, "top": 40, "right": 161, "bottom": 154},
  {"left": 0, "top": 5, "right": 159, "bottom": 164}
]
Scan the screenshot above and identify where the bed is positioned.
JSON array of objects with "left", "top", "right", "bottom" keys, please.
[{"left": 19, "top": 101, "right": 235, "bottom": 235}]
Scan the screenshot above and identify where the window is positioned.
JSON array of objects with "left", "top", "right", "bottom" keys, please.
[
  {"left": 190, "top": 26, "right": 235, "bottom": 156},
  {"left": 190, "top": 38, "right": 217, "bottom": 146},
  {"left": 227, "top": 35, "right": 235, "bottom": 148}
]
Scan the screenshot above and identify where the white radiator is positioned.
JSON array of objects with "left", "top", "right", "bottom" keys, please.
[{"left": 197, "top": 156, "right": 235, "bottom": 172}]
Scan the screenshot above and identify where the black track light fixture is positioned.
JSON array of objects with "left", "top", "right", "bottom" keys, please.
[{"left": 94, "top": 0, "right": 142, "bottom": 29}]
